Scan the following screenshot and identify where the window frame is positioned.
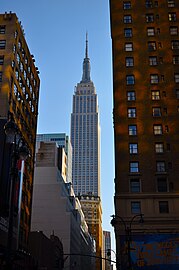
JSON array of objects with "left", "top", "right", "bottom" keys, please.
[
  {"left": 129, "top": 143, "right": 138, "bottom": 154},
  {"left": 145, "top": 0, "right": 153, "bottom": 8},
  {"left": 173, "top": 55, "right": 179, "bottom": 64},
  {"left": 130, "top": 162, "right": 139, "bottom": 173},
  {"left": 131, "top": 201, "right": 141, "bottom": 214},
  {"left": 169, "top": 12, "right": 177, "bottom": 22},
  {"left": 0, "top": 40, "right": 6, "bottom": 49},
  {"left": 153, "top": 125, "right": 163, "bottom": 135},
  {"left": 170, "top": 26, "right": 178, "bottom": 36},
  {"left": 126, "top": 57, "right": 134, "bottom": 67},
  {"left": 130, "top": 179, "right": 140, "bottom": 192},
  {"left": 156, "top": 161, "right": 166, "bottom": 172},
  {"left": 149, "top": 56, "right": 157, "bottom": 66},
  {"left": 123, "top": 1, "right": 131, "bottom": 9},
  {"left": 146, "top": 14, "right": 154, "bottom": 23},
  {"left": 174, "top": 73, "right": 179, "bottom": 83},
  {"left": 125, "top": 42, "right": 133, "bottom": 51},
  {"left": 126, "top": 75, "right": 135, "bottom": 85},
  {"left": 128, "top": 107, "right": 136, "bottom": 118},
  {"left": 127, "top": 91, "right": 136, "bottom": 101},
  {"left": 124, "top": 28, "right": 133, "bottom": 38},
  {"left": 0, "top": 55, "right": 4, "bottom": 65},
  {"left": 159, "top": 201, "right": 169, "bottom": 213},
  {"left": 151, "top": 90, "right": 160, "bottom": 100},
  {"left": 157, "top": 178, "right": 168, "bottom": 192},
  {"left": 152, "top": 107, "right": 161, "bottom": 117},
  {"left": 155, "top": 143, "right": 164, "bottom": 153},
  {"left": 148, "top": 41, "right": 156, "bottom": 51},
  {"left": 129, "top": 125, "right": 137, "bottom": 135},
  {"left": 171, "top": 40, "right": 179, "bottom": 49},
  {"left": 150, "top": 74, "right": 159, "bottom": 84},
  {"left": 168, "top": 0, "right": 175, "bottom": 8},
  {"left": 0, "top": 25, "right": 6, "bottom": 34},
  {"left": 147, "top": 27, "right": 155, "bottom": 36},
  {"left": 124, "top": 15, "right": 132, "bottom": 23}
]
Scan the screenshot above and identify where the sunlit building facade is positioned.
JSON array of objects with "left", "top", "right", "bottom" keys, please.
[
  {"left": 0, "top": 12, "right": 40, "bottom": 252},
  {"left": 70, "top": 36, "right": 103, "bottom": 270},
  {"left": 36, "top": 133, "right": 72, "bottom": 183},
  {"left": 110, "top": 0, "right": 179, "bottom": 269}
]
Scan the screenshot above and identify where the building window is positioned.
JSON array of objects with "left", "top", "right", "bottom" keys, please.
[
  {"left": 171, "top": 40, "right": 179, "bottom": 49},
  {"left": 149, "top": 56, "right": 157, "bottom": 66},
  {"left": 176, "top": 89, "right": 179, "bottom": 98},
  {"left": 0, "top": 25, "right": 6, "bottom": 34},
  {"left": 151, "top": 90, "right": 160, "bottom": 100},
  {"left": 157, "top": 178, "right": 168, "bottom": 192},
  {"left": 124, "top": 15, "right": 132, "bottom": 23},
  {"left": 156, "top": 161, "right": 166, "bottom": 172},
  {"left": 170, "top": 26, "right": 178, "bottom": 35},
  {"left": 0, "top": 71, "right": 2, "bottom": 82},
  {"left": 175, "top": 74, "right": 179, "bottom": 83},
  {"left": 130, "top": 162, "right": 139, "bottom": 173},
  {"left": 168, "top": 0, "right": 175, "bottom": 7},
  {"left": 146, "top": 0, "right": 153, "bottom": 8},
  {"left": 129, "top": 143, "right": 138, "bottom": 154},
  {"left": 148, "top": 41, "right": 156, "bottom": 51},
  {"left": 153, "top": 125, "right": 163, "bottom": 135},
  {"left": 0, "top": 40, "right": 6, "bottom": 49},
  {"left": 146, "top": 14, "right": 154, "bottom": 22},
  {"left": 0, "top": 55, "right": 4, "bottom": 65},
  {"left": 169, "top": 13, "right": 177, "bottom": 22},
  {"left": 126, "top": 57, "right": 134, "bottom": 67},
  {"left": 152, "top": 107, "right": 161, "bottom": 117},
  {"left": 150, "top": 74, "right": 159, "bottom": 84},
  {"left": 126, "top": 75, "right": 135, "bottom": 85},
  {"left": 173, "top": 55, "right": 179, "bottom": 64},
  {"left": 127, "top": 91, "right": 136, "bottom": 100},
  {"left": 128, "top": 108, "right": 136, "bottom": 118},
  {"left": 124, "top": 28, "right": 132, "bottom": 37},
  {"left": 125, "top": 43, "right": 133, "bottom": 51},
  {"left": 129, "top": 125, "right": 137, "bottom": 135},
  {"left": 131, "top": 201, "right": 141, "bottom": 214},
  {"left": 130, "top": 179, "right": 140, "bottom": 192},
  {"left": 147, "top": 27, "right": 155, "bottom": 36},
  {"left": 123, "top": 1, "right": 131, "bottom": 9},
  {"left": 155, "top": 143, "right": 164, "bottom": 153},
  {"left": 159, "top": 201, "right": 169, "bottom": 213}
]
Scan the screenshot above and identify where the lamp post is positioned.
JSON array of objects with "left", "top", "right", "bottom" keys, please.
[
  {"left": 111, "top": 213, "right": 144, "bottom": 270},
  {"left": 4, "top": 115, "right": 29, "bottom": 269}
]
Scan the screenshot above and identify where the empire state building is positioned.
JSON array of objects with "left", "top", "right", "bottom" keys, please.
[
  {"left": 71, "top": 35, "right": 101, "bottom": 197},
  {"left": 70, "top": 35, "right": 102, "bottom": 270}
]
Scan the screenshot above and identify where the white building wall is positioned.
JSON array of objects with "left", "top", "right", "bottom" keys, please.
[{"left": 31, "top": 142, "right": 94, "bottom": 270}]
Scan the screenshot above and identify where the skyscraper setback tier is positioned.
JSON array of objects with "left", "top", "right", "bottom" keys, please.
[{"left": 110, "top": 0, "right": 179, "bottom": 269}]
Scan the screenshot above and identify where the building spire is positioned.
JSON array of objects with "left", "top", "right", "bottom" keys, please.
[
  {"left": 85, "top": 32, "right": 88, "bottom": 58},
  {"left": 81, "top": 32, "right": 91, "bottom": 83}
]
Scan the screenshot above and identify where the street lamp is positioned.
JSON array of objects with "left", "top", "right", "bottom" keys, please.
[
  {"left": 4, "top": 115, "right": 29, "bottom": 269},
  {"left": 111, "top": 213, "right": 144, "bottom": 270}
]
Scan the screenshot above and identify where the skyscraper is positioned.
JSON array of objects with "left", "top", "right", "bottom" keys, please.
[
  {"left": 70, "top": 35, "right": 103, "bottom": 270},
  {"left": 110, "top": 0, "right": 179, "bottom": 269},
  {"left": 0, "top": 12, "right": 40, "bottom": 254}
]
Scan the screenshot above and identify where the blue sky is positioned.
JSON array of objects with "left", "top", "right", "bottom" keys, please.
[{"left": 1, "top": 0, "right": 115, "bottom": 259}]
